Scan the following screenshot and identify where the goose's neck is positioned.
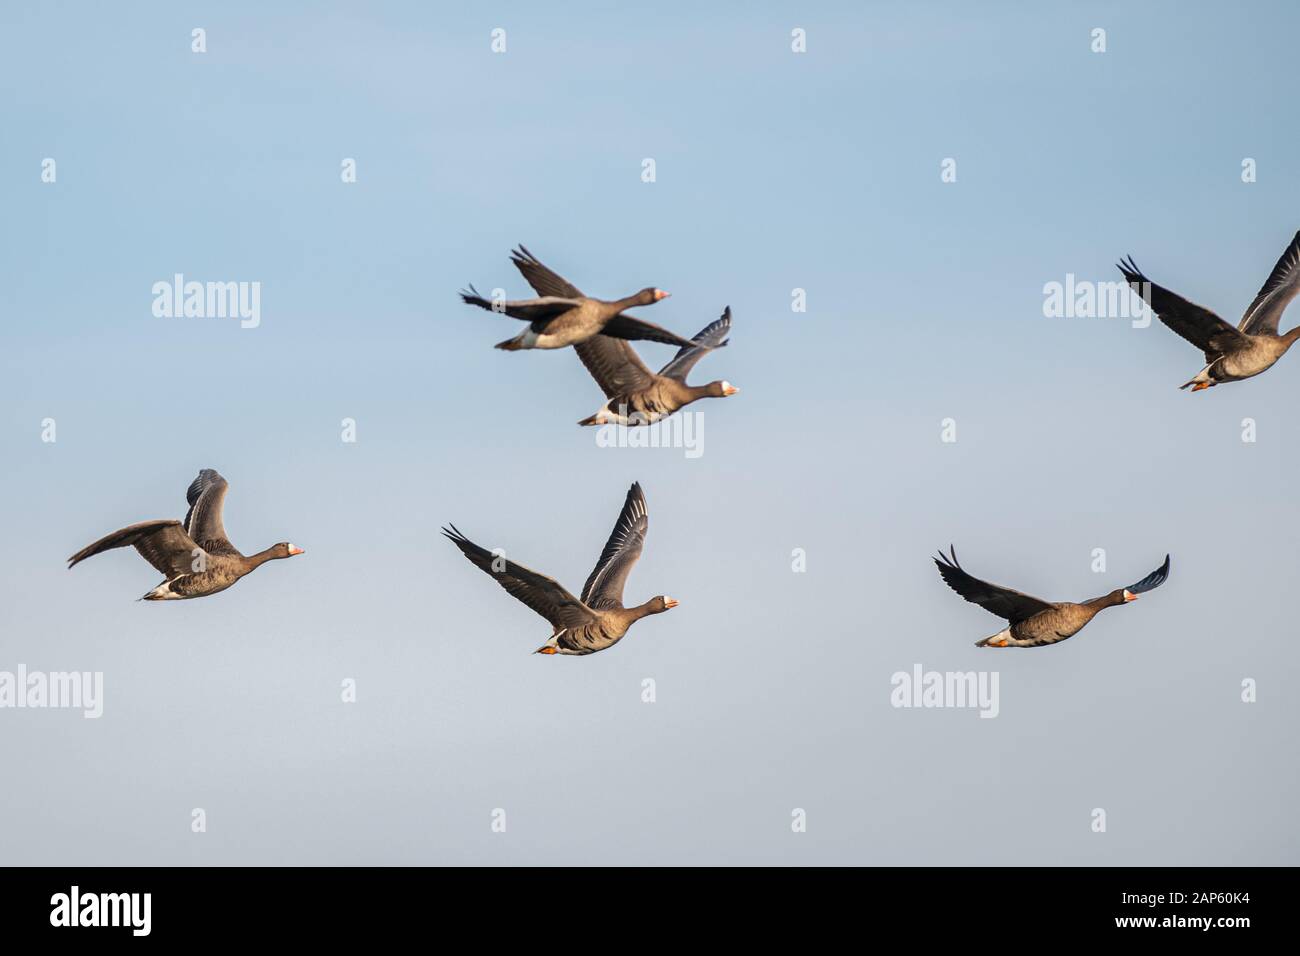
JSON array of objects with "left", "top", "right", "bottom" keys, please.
[
  {"left": 607, "top": 294, "right": 645, "bottom": 313},
  {"left": 243, "top": 546, "right": 281, "bottom": 569},
  {"left": 627, "top": 600, "right": 658, "bottom": 620},
  {"left": 1282, "top": 325, "right": 1300, "bottom": 347},
  {"left": 684, "top": 383, "right": 715, "bottom": 401},
  {"left": 1084, "top": 592, "right": 1125, "bottom": 612}
]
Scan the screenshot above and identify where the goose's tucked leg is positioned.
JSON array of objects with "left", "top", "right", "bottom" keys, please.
[
  {"left": 975, "top": 627, "right": 1031, "bottom": 648},
  {"left": 1180, "top": 365, "right": 1216, "bottom": 391},
  {"left": 535, "top": 630, "right": 563, "bottom": 655},
  {"left": 142, "top": 580, "right": 182, "bottom": 601}
]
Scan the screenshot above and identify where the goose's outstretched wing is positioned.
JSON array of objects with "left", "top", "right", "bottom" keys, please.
[
  {"left": 1118, "top": 256, "right": 1247, "bottom": 358},
  {"left": 580, "top": 483, "right": 649, "bottom": 610},
  {"left": 934, "top": 546, "right": 1055, "bottom": 623},
  {"left": 68, "top": 520, "right": 205, "bottom": 580},
  {"left": 601, "top": 314, "right": 697, "bottom": 348},
  {"left": 658, "top": 307, "right": 731, "bottom": 381},
  {"left": 574, "top": 337, "right": 657, "bottom": 399},
  {"left": 1126, "top": 554, "right": 1171, "bottom": 594},
  {"left": 443, "top": 525, "right": 597, "bottom": 629},
  {"left": 459, "top": 285, "right": 580, "bottom": 322},
  {"left": 1239, "top": 231, "right": 1300, "bottom": 335},
  {"left": 509, "top": 245, "right": 584, "bottom": 299},
  {"left": 183, "top": 469, "right": 237, "bottom": 555}
]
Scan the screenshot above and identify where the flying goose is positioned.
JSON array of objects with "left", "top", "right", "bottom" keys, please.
[
  {"left": 459, "top": 246, "right": 696, "bottom": 351},
  {"left": 68, "top": 469, "right": 303, "bottom": 600},
  {"left": 442, "top": 482, "right": 676, "bottom": 655},
  {"left": 1119, "top": 230, "right": 1300, "bottom": 390},
  {"left": 575, "top": 307, "right": 738, "bottom": 426},
  {"left": 934, "top": 548, "right": 1170, "bottom": 648}
]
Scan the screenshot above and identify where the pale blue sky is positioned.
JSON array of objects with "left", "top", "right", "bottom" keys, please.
[{"left": 1, "top": 1, "right": 1297, "bottom": 864}]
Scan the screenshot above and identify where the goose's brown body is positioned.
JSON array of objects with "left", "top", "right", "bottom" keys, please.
[
  {"left": 991, "top": 594, "right": 1126, "bottom": 648},
  {"left": 544, "top": 603, "right": 663, "bottom": 655},
  {"left": 584, "top": 378, "right": 723, "bottom": 426}
]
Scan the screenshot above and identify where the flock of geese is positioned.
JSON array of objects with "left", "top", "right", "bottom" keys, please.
[{"left": 66, "top": 233, "right": 1300, "bottom": 653}]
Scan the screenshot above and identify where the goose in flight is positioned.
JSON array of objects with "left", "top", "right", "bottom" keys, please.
[
  {"left": 68, "top": 469, "right": 304, "bottom": 600},
  {"left": 934, "top": 548, "right": 1170, "bottom": 647},
  {"left": 575, "top": 307, "right": 738, "bottom": 426},
  {"left": 443, "top": 482, "right": 677, "bottom": 655},
  {"left": 1119, "top": 230, "right": 1300, "bottom": 390},
  {"left": 459, "top": 246, "right": 695, "bottom": 351}
]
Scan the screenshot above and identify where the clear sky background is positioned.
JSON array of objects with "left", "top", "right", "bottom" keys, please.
[{"left": 1, "top": 1, "right": 1297, "bottom": 864}]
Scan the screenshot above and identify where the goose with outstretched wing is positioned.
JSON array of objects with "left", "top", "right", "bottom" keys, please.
[
  {"left": 459, "top": 245, "right": 696, "bottom": 351},
  {"left": 443, "top": 482, "right": 677, "bottom": 655},
  {"left": 935, "top": 547, "right": 1170, "bottom": 647},
  {"left": 1119, "top": 230, "right": 1300, "bottom": 390},
  {"left": 573, "top": 307, "right": 738, "bottom": 426},
  {"left": 68, "top": 469, "right": 304, "bottom": 600}
]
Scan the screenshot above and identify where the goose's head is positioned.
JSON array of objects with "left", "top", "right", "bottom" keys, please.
[
  {"left": 650, "top": 595, "right": 679, "bottom": 613},
  {"left": 708, "top": 380, "right": 739, "bottom": 398},
  {"left": 636, "top": 287, "right": 671, "bottom": 305},
  {"left": 274, "top": 542, "right": 306, "bottom": 559}
]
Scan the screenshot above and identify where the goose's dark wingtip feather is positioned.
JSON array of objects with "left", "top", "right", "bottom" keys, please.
[
  {"left": 933, "top": 545, "right": 960, "bottom": 571},
  {"left": 1117, "top": 256, "right": 1147, "bottom": 284},
  {"left": 460, "top": 286, "right": 489, "bottom": 307},
  {"left": 511, "top": 244, "right": 539, "bottom": 265}
]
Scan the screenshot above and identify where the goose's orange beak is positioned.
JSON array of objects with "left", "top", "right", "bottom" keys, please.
[
  {"left": 654, "top": 289, "right": 671, "bottom": 301},
  {"left": 664, "top": 597, "right": 679, "bottom": 609},
  {"left": 288, "top": 545, "right": 305, "bottom": 556},
  {"left": 722, "top": 384, "right": 739, "bottom": 396},
  {"left": 1123, "top": 590, "right": 1137, "bottom": 602}
]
